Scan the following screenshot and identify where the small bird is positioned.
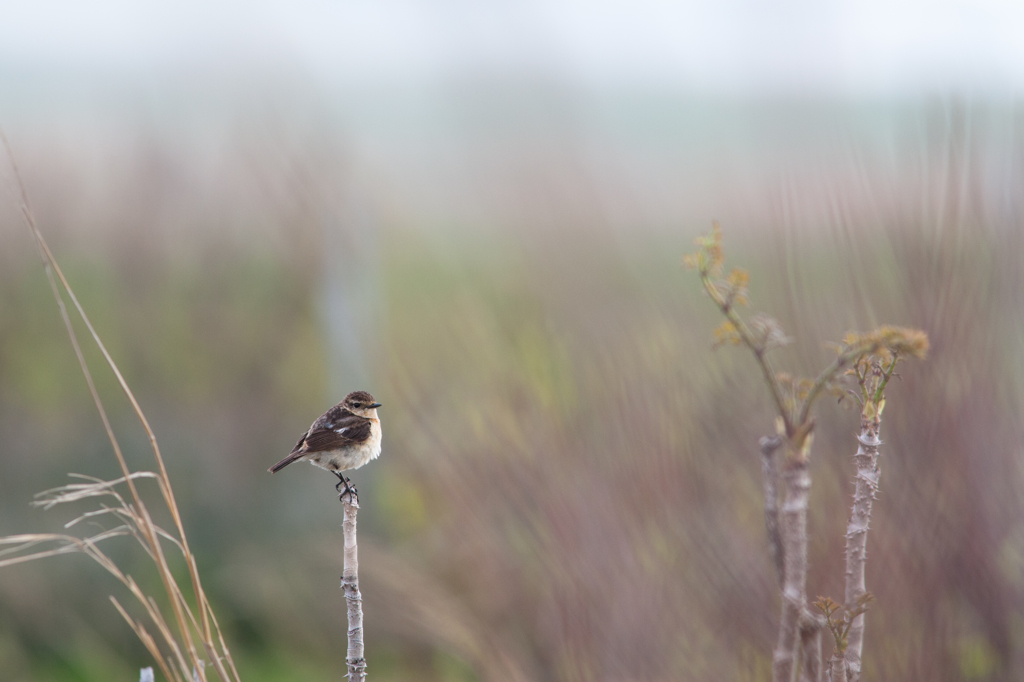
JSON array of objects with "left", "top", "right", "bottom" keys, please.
[{"left": 269, "top": 391, "right": 383, "bottom": 498}]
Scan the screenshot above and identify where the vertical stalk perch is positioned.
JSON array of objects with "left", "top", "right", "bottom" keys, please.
[
  {"left": 829, "top": 651, "right": 848, "bottom": 682},
  {"left": 760, "top": 436, "right": 784, "bottom": 588},
  {"left": 342, "top": 493, "right": 367, "bottom": 682},
  {"left": 798, "top": 612, "right": 825, "bottom": 682},
  {"left": 773, "top": 456, "right": 812, "bottom": 682},
  {"left": 843, "top": 415, "right": 881, "bottom": 682}
]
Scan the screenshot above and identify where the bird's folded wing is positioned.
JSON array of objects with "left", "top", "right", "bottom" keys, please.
[{"left": 300, "top": 412, "right": 373, "bottom": 453}]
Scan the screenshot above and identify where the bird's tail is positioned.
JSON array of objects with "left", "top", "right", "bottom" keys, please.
[{"left": 268, "top": 452, "right": 304, "bottom": 473}]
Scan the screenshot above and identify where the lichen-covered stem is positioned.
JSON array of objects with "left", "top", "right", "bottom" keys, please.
[
  {"left": 342, "top": 494, "right": 367, "bottom": 682},
  {"left": 774, "top": 456, "right": 812, "bottom": 682},
  {"left": 843, "top": 415, "right": 881, "bottom": 682}
]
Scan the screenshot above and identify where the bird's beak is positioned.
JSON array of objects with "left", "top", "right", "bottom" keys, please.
[{"left": 369, "top": 402, "right": 382, "bottom": 409}]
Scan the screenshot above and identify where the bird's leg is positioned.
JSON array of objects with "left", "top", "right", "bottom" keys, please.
[{"left": 334, "top": 471, "right": 357, "bottom": 501}]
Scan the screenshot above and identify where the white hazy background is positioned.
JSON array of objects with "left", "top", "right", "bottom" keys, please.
[
  {"left": 2, "top": 1, "right": 1024, "bottom": 93},
  {"left": 4, "top": 0, "right": 1022, "bottom": 243}
]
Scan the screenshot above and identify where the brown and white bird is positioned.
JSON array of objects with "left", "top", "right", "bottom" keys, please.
[{"left": 268, "top": 391, "right": 382, "bottom": 497}]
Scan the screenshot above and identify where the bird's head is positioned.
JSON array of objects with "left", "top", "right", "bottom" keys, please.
[{"left": 342, "top": 391, "right": 382, "bottom": 417}]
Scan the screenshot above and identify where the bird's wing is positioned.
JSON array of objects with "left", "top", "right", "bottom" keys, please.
[
  {"left": 298, "top": 410, "right": 373, "bottom": 453},
  {"left": 288, "top": 432, "right": 306, "bottom": 454}
]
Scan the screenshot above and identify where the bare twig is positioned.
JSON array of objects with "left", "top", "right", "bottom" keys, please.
[
  {"left": 796, "top": 344, "right": 873, "bottom": 428},
  {"left": 698, "top": 267, "right": 792, "bottom": 433},
  {"left": 342, "top": 492, "right": 367, "bottom": 681},
  {"left": 829, "top": 650, "right": 848, "bottom": 682},
  {"left": 843, "top": 417, "right": 882, "bottom": 682},
  {"left": 760, "top": 436, "right": 785, "bottom": 587},
  {"left": 773, "top": 455, "right": 812, "bottom": 682},
  {"left": 798, "top": 610, "right": 825, "bottom": 682}
]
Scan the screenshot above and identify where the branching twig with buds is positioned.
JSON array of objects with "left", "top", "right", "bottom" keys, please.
[
  {"left": 813, "top": 594, "right": 874, "bottom": 682},
  {"left": 686, "top": 224, "right": 927, "bottom": 682}
]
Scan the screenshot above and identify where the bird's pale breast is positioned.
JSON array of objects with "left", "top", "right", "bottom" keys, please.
[{"left": 308, "top": 418, "right": 381, "bottom": 473}]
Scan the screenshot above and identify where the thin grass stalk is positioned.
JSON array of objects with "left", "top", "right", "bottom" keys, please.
[
  {"left": 27, "top": 206, "right": 207, "bottom": 680},
  {"left": 2, "top": 131, "right": 240, "bottom": 681},
  {"left": 112, "top": 596, "right": 182, "bottom": 682},
  {"left": 29, "top": 217, "right": 210, "bottom": 670},
  {"left": 9, "top": 150, "right": 212, "bottom": 647},
  {"left": 4, "top": 139, "right": 202, "bottom": 676},
  {"left": 110, "top": 561, "right": 192, "bottom": 678},
  {"left": 206, "top": 601, "right": 243, "bottom": 682},
  {"left": 167, "top": 568, "right": 235, "bottom": 682},
  {"left": 0, "top": 530, "right": 195, "bottom": 678}
]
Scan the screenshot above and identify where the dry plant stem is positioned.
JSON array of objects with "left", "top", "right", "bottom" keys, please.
[
  {"left": 689, "top": 230, "right": 925, "bottom": 682},
  {"left": 700, "top": 273, "right": 790, "bottom": 430},
  {"left": 760, "top": 436, "right": 785, "bottom": 587},
  {"left": 342, "top": 493, "right": 367, "bottom": 682},
  {"left": 843, "top": 415, "right": 881, "bottom": 682},
  {"left": 798, "top": 614, "right": 824, "bottom": 682},
  {"left": 32, "top": 228, "right": 204, "bottom": 677},
  {"left": 829, "top": 651, "right": 848, "bottom": 682},
  {"left": 773, "top": 457, "right": 811, "bottom": 682},
  {"left": 2, "top": 132, "right": 238, "bottom": 682},
  {"left": 700, "top": 270, "right": 876, "bottom": 435},
  {"left": 796, "top": 348, "right": 865, "bottom": 427},
  {"left": 30, "top": 212, "right": 210, "bottom": 674},
  {"left": 113, "top": 597, "right": 180, "bottom": 682},
  {"left": 1, "top": 530, "right": 191, "bottom": 680}
]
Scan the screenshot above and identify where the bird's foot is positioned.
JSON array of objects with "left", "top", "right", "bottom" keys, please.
[{"left": 334, "top": 473, "right": 358, "bottom": 502}]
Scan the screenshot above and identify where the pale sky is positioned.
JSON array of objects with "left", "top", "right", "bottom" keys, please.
[{"left": 1, "top": 0, "right": 1023, "bottom": 94}]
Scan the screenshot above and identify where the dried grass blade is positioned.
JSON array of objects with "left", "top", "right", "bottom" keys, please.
[
  {"left": 112, "top": 596, "right": 181, "bottom": 682},
  {"left": 2, "top": 133, "right": 214, "bottom": 680},
  {"left": 34, "top": 472, "right": 161, "bottom": 509}
]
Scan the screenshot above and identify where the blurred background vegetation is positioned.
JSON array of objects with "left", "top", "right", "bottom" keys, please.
[{"left": 2, "top": 4, "right": 1024, "bottom": 681}]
